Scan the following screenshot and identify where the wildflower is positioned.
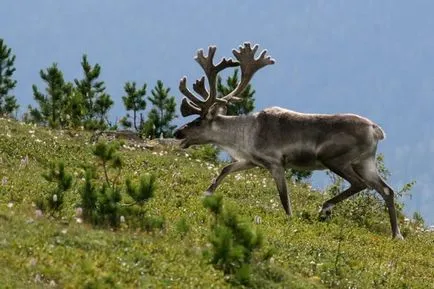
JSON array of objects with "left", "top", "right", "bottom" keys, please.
[
  {"left": 28, "top": 130, "right": 35, "bottom": 134},
  {"left": 7, "top": 202, "right": 13, "bottom": 208},
  {"left": 34, "top": 273, "right": 42, "bottom": 283},
  {"left": 76, "top": 218, "right": 83, "bottom": 224},
  {"left": 75, "top": 207, "right": 83, "bottom": 217},
  {"left": 52, "top": 194, "right": 58, "bottom": 202},
  {"left": 20, "top": 155, "right": 29, "bottom": 168},
  {"left": 1, "top": 176, "right": 7, "bottom": 186},
  {"left": 35, "top": 209, "right": 43, "bottom": 218},
  {"left": 120, "top": 216, "right": 126, "bottom": 223},
  {"left": 254, "top": 216, "right": 262, "bottom": 224},
  {"left": 28, "top": 258, "right": 37, "bottom": 267},
  {"left": 61, "top": 229, "right": 67, "bottom": 234}
]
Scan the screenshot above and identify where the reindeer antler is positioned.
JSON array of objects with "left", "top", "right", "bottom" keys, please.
[
  {"left": 221, "top": 43, "right": 275, "bottom": 103},
  {"left": 179, "top": 43, "right": 274, "bottom": 117},
  {"left": 179, "top": 46, "right": 238, "bottom": 117}
]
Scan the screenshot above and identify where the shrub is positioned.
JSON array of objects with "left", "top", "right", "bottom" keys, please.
[
  {"left": 79, "top": 141, "right": 160, "bottom": 230},
  {"left": 203, "top": 195, "right": 263, "bottom": 286},
  {"left": 37, "top": 161, "right": 73, "bottom": 217},
  {"left": 189, "top": 144, "right": 220, "bottom": 163}
]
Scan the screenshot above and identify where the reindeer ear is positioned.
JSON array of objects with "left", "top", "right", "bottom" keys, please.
[{"left": 206, "top": 104, "right": 227, "bottom": 120}]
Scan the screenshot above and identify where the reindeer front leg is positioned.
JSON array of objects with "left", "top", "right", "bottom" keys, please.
[
  {"left": 269, "top": 165, "right": 292, "bottom": 216},
  {"left": 204, "top": 160, "right": 255, "bottom": 196}
]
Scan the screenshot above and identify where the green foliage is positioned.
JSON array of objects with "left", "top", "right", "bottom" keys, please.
[
  {"left": 94, "top": 93, "right": 114, "bottom": 128},
  {"left": 26, "top": 55, "right": 113, "bottom": 130},
  {"left": 74, "top": 55, "right": 113, "bottom": 130},
  {"left": 203, "top": 194, "right": 224, "bottom": 216},
  {"left": 80, "top": 142, "right": 123, "bottom": 227},
  {"left": 38, "top": 161, "right": 73, "bottom": 216},
  {"left": 63, "top": 88, "right": 87, "bottom": 128},
  {"left": 412, "top": 211, "right": 425, "bottom": 227},
  {"left": 189, "top": 144, "right": 220, "bottom": 163},
  {"left": 286, "top": 169, "right": 313, "bottom": 183},
  {"left": 217, "top": 69, "right": 255, "bottom": 115},
  {"left": 79, "top": 141, "right": 160, "bottom": 230},
  {"left": 175, "top": 217, "right": 190, "bottom": 238},
  {"left": 93, "top": 141, "right": 122, "bottom": 187},
  {"left": 125, "top": 174, "right": 156, "bottom": 206},
  {"left": 203, "top": 195, "right": 264, "bottom": 286},
  {"left": 0, "top": 38, "right": 19, "bottom": 116},
  {"left": 80, "top": 167, "right": 98, "bottom": 222},
  {"left": 96, "top": 183, "right": 122, "bottom": 227},
  {"left": 143, "top": 80, "right": 177, "bottom": 138},
  {"left": 122, "top": 81, "right": 147, "bottom": 131},
  {"left": 28, "top": 63, "right": 74, "bottom": 128}
]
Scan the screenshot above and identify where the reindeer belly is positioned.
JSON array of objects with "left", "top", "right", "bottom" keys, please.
[
  {"left": 283, "top": 150, "right": 326, "bottom": 171},
  {"left": 220, "top": 145, "right": 251, "bottom": 162}
]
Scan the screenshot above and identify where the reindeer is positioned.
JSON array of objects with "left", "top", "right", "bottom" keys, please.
[{"left": 174, "top": 43, "right": 403, "bottom": 239}]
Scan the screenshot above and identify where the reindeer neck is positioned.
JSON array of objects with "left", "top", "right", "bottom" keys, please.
[{"left": 209, "top": 114, "right": 256, "bottom": 148}]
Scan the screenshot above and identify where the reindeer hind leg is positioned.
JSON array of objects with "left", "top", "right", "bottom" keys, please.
[
  {"left": 352, "top": 160, "right": 403, "bottom": 240},
  {"left": 319, "top": 162, "right": 367, "bottom": 220}
]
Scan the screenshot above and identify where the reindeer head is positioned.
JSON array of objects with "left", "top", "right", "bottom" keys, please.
[{"left": 174, "top": 43, "right": 275, "bottom": 148}]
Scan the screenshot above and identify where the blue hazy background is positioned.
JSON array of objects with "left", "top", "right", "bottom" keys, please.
[{"left": 2, "top": 1, "right": 433, "bottom": 224}]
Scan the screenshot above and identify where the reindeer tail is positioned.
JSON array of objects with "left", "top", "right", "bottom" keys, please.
[{"left": 373, "top": 124, "right": 386, "bottom": 140}]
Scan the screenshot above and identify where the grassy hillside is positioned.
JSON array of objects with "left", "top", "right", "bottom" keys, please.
[{"left": 0, "top": 117, "right": 433, "bottom": 288}]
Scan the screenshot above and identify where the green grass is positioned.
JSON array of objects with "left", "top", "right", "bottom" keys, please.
[{"left": 0, "top": 117, "right": 433, "bottom": 288}]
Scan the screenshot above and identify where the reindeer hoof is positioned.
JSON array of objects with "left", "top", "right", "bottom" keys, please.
[
  {"left": 318, "top": 204, "right": 333, "bottom": 221},
  {"left": 393, "top": 233, "right": 404, "bottom": 241},
  {"left": 203, "top": 191, "right": 213, "bottom": 197},
  {"left": 318, "top": 209, "right": 332, "bottom": 222}
]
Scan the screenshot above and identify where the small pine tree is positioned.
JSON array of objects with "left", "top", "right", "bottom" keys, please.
[
  {"left": 62, "top": 88, "right": 86, "bottom": 129},
  {"left": 125, "top": 174, "right": 156, "bottom": 207},
  {"left": 93, "top": 141, "right": 122, "bottom": 189},
  {"left": 97, "top": 183, "right": 122, "bottom": 227},
  {"left": 0, "top": 39, "right": 19, "bottom": 116},
  {"left": 80, "top": 167, "right": 98, "bottom": 222},
  {"left": 80, "top": 142, "right": 123, "bottom": 227},
  {"left": 203, "top": 195, "right": 263, "bottom": 286},
  {"left": 122, "top": 81, "right": 147, "bottom": 131},
  {"left": 39, "top": 161, "right": 73, "bottom": 217},
  {"left": 94, "top": 93, "right": 114, "bottom": 129},
  {"left": 217, "top": 69, "right": 255, "bottom": 116},
  {"left": 74, "top": 55, "right": 113, "bottom": 130},
  {"left": 143, "top": 80, "right": 177, "bottom": 138},
  {"left": 29, "top": 63, "right": 73, "bottom": 128}
]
